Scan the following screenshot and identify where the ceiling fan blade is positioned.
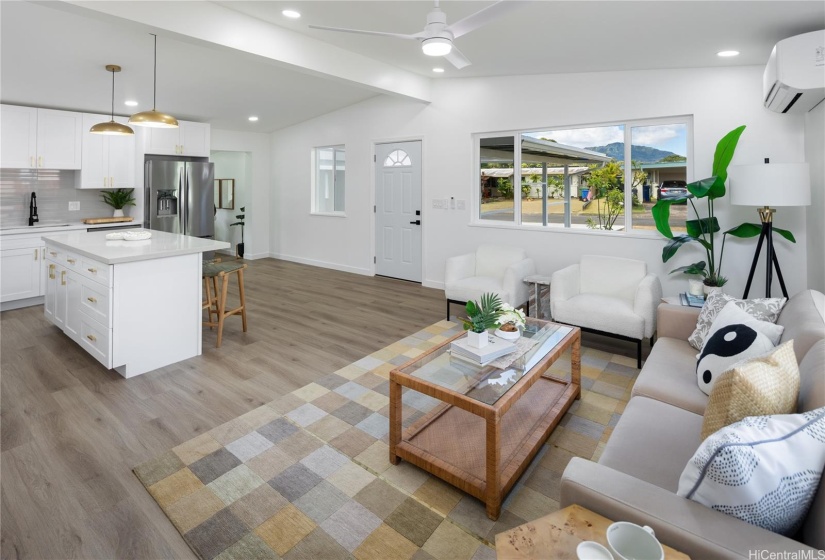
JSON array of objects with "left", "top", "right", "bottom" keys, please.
[
  {"left": 309, "top": 24, "right": 422, "bottom": 40},
  {"left": 444, "top": 46, "right": 471, "bottom": 69},
  {"left": 446, "top": 1, "right": 528, "bottom": 39}
]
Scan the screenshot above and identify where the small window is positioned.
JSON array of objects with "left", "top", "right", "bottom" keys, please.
[
  {"left": 313, "top": 145, "right": 345, "bottom": 214},
  {"left": 384, "top": 149, "right": 411, "bottom": 167}
]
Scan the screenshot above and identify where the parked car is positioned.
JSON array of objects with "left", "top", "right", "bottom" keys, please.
[{"left": 657, "top": 180, "right": 689, "bottom": 202}]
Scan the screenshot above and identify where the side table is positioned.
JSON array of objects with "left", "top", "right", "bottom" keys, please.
[
  {"left": 495, "top": 504, "right": 690, "bottom": 559},
  {"left": 523, "top": 274, "right": 552, "bottom": 320}
]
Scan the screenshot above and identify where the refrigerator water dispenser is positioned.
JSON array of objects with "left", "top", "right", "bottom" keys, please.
[{"left": 156, "top": 190, "right": 178, "bottom": 217}]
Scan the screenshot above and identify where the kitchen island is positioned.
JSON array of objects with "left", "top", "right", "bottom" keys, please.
[{"left": 41, "top": 229, "right": 229, "bottom": 377}]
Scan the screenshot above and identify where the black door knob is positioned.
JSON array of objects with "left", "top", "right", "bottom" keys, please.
[{"left": 409, "top": 220, "right": 421, "bottom": 225}]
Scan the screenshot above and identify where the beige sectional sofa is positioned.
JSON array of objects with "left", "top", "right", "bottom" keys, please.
[{"left": 560, "top": 289, "right": 825, "bottom": 559}]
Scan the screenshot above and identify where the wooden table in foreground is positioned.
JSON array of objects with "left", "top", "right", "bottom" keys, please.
[
  {"left": 495, "top": 504, "right": 690, "bottom": 559},
  {"left": 389, "top": 320, "right": 581, "bottom": 520}
]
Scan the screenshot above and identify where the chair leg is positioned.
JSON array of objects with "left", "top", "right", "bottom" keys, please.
[
  {"left": 237, "top": 268, "right": 247, "bottom": 332},
  {"left": 637, "top": 339, "right": 642, "bottom": 369},
  {"left": 216, "top": 272, "right": 229, "bottom": 348},
  {"left": 446, "top": 300, "right": 450, "bottom": 321}
]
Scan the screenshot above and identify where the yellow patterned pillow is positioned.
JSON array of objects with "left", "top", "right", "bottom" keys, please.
[{"left": 701, "top": 340, "right": 800, "bottom": 440}]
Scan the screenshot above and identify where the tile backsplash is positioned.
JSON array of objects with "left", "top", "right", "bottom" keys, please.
[{"left": 0, "top": 169, "right": 122, "bottom": 228}]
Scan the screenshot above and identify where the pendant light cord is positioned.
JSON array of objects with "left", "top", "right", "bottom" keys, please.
[
  {"left": 110, "top": 68, "right": 116, "bottom": 120},
  {"left": 151, "top": 33, "right": 158, "bottom": 111}
]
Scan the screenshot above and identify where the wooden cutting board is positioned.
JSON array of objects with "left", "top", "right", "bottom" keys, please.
[{"left": 82, "top": 217, "right": 135, "bottom": 224}]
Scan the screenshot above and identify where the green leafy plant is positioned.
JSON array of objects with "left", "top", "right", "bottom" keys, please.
[
  {"left": 461, "top": 293, "right": 503, "bottom": 334},
  {"left": 651, "top": 125, "right": 795, "bottom": 288},
  {"left": 100, "top": 188, "right": 136, "bottom": 210},
  {"left": 586, "top": 161, "right": 624, "bottom": 230}
]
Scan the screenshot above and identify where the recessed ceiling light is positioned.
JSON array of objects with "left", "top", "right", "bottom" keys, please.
[
  {"left": 717, "top": 50, "right": 740, "bottom": 57},
  {"left": 248, "top": 116, "right": 259, "bottom": 122},
  {"left": 282, "top": 9, "right": 301, "bottom": 19},
  {"left": 124, "top": 100, "right": 139, "bottom": 106},
  {"left": 433, "top": 67, "right": 445, "bottom": 73}
]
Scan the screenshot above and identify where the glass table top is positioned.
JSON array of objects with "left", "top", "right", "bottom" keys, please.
[{"left": 397, "top": 320, "right": 573, "bottom": 406}]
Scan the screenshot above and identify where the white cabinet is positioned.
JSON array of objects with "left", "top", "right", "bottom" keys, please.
[
  {"left": 0, "top": 105, "right": 82, "bottom": 169},
  {"left": 76, "top": 114, "right": 136, "bottom": 189},
  {"left": 0, "top": 246, "right": 43, "bottom": 302},
  {"left": 142, "top": 120, "right": 210, "bottom": 157}
]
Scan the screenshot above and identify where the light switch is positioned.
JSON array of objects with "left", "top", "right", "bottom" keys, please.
[
  {"left": 432, "top": 199, "right": 446, "bottom": 209},
  {"left": 68, "top": 201, "right": 80, "bottom": 211}
]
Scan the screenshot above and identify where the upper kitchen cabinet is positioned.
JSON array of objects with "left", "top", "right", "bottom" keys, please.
[
  {"left": 141, "top": 120, "right": 210, "bottom": 157},
  {"left": 76, "top": 114, "right": 136, "bottom": 189},
  {"left": 0, "top": 105, "right": 82, "bottom": 169}
]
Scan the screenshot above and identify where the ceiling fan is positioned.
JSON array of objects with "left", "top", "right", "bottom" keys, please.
[{"left": 308, "top": 1, "right": 525, "bottom": 69}]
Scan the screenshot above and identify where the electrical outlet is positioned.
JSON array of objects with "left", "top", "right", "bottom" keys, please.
[
  {"left": 457, "top": 200, "right": 466, "bottom": 210},
  {"left": 68, "top": 201, "right": 80, "bottom": 211},
  {"left": 432, "top": 199, "right": 446, "bottom": 209}
]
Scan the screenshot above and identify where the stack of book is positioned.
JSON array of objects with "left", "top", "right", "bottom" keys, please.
[
  {"left": 679, "top": 292, "right": 705, "bottom": 308},
  {"left": 450, "top": 335, "right": 516, "bottom": 366}
]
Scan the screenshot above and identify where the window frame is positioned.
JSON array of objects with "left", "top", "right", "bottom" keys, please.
[
  {"left": 472, "top": 116, "right": 693, "bottom": 237},
  {"left": 311, "top": 144, "right": 347, "bottom": 217}
]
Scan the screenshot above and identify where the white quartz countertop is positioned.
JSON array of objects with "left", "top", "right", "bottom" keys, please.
[
  {"left": 0, "top": 220, "right": 141, "bottom": 236},
  {"left": 42, "top": 229, "right": 230, "bottom": 265}
]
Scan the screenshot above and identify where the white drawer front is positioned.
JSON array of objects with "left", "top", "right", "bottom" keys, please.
[
  {"left": 78, "top": 316, "right": 112, "bottom": 368},
  {"left": 79, "top": 255, "right": 111, "bottom": 286},
  {"left": 78, "top": 277, "right": 111, "bottom": 328},
  {"left": 45, "top": 247, "right": 62, "bottom": 263},
  {"left": 63, "top": 251, "right": 81, "bottom": 271}
]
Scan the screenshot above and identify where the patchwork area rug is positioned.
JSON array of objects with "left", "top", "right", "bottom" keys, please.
[{"left": 134, "top": 320, "right": 640, "bottom": 560}]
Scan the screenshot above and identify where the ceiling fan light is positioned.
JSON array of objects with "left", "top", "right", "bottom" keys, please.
[
  {"left": 128, "top": 110, "right": 179, "bottom": 128},
  {"left": 422, "top": 37, "right": 452, "bottom": 57},
  {"left": 90, "top": 120, "right": 134, "bottom": 135}
]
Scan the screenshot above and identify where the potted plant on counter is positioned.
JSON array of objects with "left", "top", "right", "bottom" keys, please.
[
  {"left": 230, "top": 207, "right": 246, "bottom": 258},
  {"left": 461, "top": 292, "right": 503, "bottom": 348},
  {"left": 101, "top": 188, "right": 136, "bottom": 218}
]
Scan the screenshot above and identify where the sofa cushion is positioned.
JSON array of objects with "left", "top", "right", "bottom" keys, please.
[
  {"left": 678, "top": 407, "right": 825, "bottom": 537},
  {"left": 474, "top": 245, "right": 527, "bottom": 280},
  {"left": 580, "top": 255, "right": 646, "bottom": 302},
  {"left": 701, "top": 340, "right": 799, "bottom": 440},
  {"left": 631, "top": 338, "right": 708, "bottom": 415},
  {"left": 599, "top": 396, "right": 703, "bottom": 492},
  {"left": 688, "top": 291, "right": 786, "bottom": 350},
  {"left": 444, "top": 276, "right": 510, "bottom": 305},
  {"left": 696, "top": 302, "right": 784, "bottom": 395},
  {"left": 777, "top": 289, "right": 825, "bottom": 363},
  {"left": 553, "top": 293, "right": 644, "bottom": 339}
]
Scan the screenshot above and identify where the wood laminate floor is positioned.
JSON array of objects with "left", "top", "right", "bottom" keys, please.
[{"left": 0, "top": 258, "right": 650, "bottom": 559}]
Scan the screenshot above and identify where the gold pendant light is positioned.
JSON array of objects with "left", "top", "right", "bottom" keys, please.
[
  {"left": 90, "top": 65, "right": 134, "bottom": 135},
  {"left": 129, "top": 34, "right": 178, "bottom": 128}
]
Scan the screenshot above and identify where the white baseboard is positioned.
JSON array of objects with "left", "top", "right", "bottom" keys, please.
[
  {"left": 269, "top": 253, "right": 372, "bottom": 276},
  {"left": 423, "top": 279, "right": 445, "bottom": 290}
]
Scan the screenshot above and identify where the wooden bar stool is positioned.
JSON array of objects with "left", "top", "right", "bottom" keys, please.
[{"left": 202, "top": 260, "right": 248, "bottom": 347}]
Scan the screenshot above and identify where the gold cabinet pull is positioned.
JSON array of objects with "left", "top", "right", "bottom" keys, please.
[
  {"left": 38, "top": 156, "right": 43, "bottom": 167},
  {"left": 104, "top": 176, "right": 107, "bottom": 187},
  {"left": 67, "top": 258, "right": 76, "bottom": 264},
  {"left": 49, "top": 264, "right": 55, "bottom": 279},
  {"left": 60, "top": 270, "right": 66, "bottom": 286},
  {"left": 87, "top": 267, "right": 97, "bottom": 274},
  {"left": 30, "top": 156, "right": 35, "bottom": 167},
  {"left": 86, "top": 334, "right": 97, "bottom": 342},
  {"left": 87, "top": 297, "right": 97, "bottom": 304},
  {"left": 34, "top": 249, "right": 38, "bottom": 260}
]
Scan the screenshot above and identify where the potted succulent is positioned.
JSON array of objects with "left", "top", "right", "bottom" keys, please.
[
  {"left": 495, "top": 304, "right": 527, "bottom": 340},
  {"left": 100, "top": 188, "right": 136, "bottom": 218},
  {"left": 230, "top": 207, "right": 245, "bottom": 258},
  {"left": 461, "top": 292, "right": 503, "bottom": 348}
]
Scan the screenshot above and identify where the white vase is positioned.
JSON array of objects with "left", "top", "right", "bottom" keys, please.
[
  {"left": 688, "top": 279, "right": 704, "bottom": 297},
  {"left": 467, "top": 330, "right": 489, "bottom": 348},
  {"left": 703, "top": 284, "right": 722, "bottom": 296},
  {"left": 113, "top": 209, "right": 124, "bottom": 218}
]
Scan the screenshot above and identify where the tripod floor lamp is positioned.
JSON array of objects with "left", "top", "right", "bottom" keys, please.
[{"left": 729, "top": 160, "right": 810, "bottom": 299}]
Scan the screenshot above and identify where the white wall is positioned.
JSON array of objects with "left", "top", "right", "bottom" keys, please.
[
  {"left": 271, "top": 65, "right": 809, "bottom": 297},
  {"left": 805, "top": 101, "right": 825, "bottom": 292},
  {"left": 211, "top": 129, "right": 272, "bottom": 259},
  {"left": 210, "top": 151, "right": 250, "bottom": 254}
]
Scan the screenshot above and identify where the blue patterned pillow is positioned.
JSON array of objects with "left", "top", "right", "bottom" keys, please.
[{"left": 677, "top": 407, "right": 825, "bottom": 535}]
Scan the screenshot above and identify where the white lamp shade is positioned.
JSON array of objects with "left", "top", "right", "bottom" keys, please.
[
  {"left": 729, "top": 163, "right": 811, "bottom": 207},
  {"left": 422, "top": 37, "right": 452, "bottom": 56}
]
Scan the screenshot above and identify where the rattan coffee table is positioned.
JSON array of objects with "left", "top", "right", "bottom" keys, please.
[{"left": 389, "top": 320, "right": 581, "bottom": 520}]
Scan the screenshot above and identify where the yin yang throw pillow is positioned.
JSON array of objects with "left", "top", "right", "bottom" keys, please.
[{"left": 696, "top": 302, "right": 784, "bottom": 395}]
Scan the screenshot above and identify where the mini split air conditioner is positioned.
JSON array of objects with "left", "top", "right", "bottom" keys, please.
[{"left": 763, "top": 29, "right": 825, "bottom": 113}]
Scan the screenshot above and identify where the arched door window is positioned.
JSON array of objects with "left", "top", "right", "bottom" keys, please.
[{"left": 383, "top": 149, "right": 411, "bottom": 167}]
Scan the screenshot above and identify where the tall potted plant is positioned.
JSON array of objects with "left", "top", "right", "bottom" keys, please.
[
  {"left": 651, "top": 126, "right": 752, "bottom": 291},
  {"left": 230, "top": 207, "right": 245, "bottom": 258}
]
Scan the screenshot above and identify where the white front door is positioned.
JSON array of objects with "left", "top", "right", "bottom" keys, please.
[{"left": 375, "top": 141, "right": 422, "bottom": 282}]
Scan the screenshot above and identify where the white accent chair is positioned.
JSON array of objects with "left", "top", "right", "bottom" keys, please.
[
  {"left": 551, "top": 255, "right": 662, "bottom": 368},
  {"left": 444, "top": 245, "right": 536, "bottom": 320}
]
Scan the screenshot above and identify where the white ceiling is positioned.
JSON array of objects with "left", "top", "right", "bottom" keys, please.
[{"left": 2, "top": 1, "right": 823, "bottom": 133}]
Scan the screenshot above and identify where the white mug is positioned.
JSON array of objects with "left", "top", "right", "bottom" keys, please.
[
  {"left": 688, "top": 279, "right": 704, "bottom": 297},
  {"left": 606, "top": 522, "right": 664, "bottom": 560}
]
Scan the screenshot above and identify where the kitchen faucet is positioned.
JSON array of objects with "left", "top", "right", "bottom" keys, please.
[{"left": 28, "top": 192, "right": 38, "bottom": 226}]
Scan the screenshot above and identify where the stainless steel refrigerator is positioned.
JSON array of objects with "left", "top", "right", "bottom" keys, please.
[{"left": 145, "top": 156, "right": 214, "bottom": 238}]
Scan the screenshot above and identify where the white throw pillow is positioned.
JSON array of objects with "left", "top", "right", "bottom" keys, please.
[
  {"left": 696, "top": 302, "right": 784, "bottom": 395},
  {"left": 678, "top": 407, "right": 825, "bottom": 536},
  {"left": 688, "top": 291, "right": 786, "bottom": 350}
]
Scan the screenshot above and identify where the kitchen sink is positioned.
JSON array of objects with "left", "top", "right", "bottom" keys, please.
[{"left": 0, "top": 223, "right": 70, "bottom": 230}]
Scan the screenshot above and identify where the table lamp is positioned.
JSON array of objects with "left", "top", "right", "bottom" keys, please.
[{"left": 729, "top": 159, "right": 810, "bottom": 298}]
